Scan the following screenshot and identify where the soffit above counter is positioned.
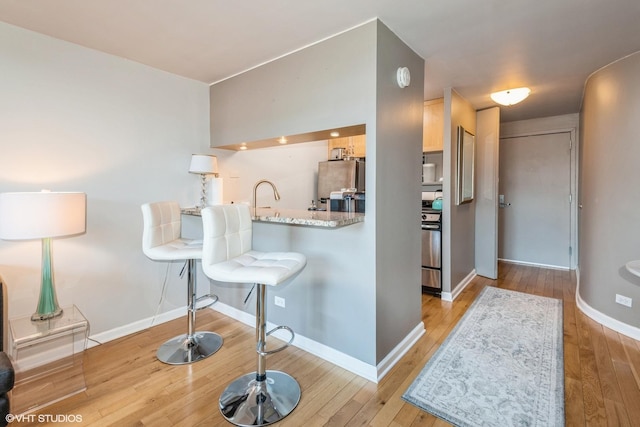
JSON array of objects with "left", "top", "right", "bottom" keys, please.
[{"left": 214, "top": 124, "right": 366, "bottom": 151}]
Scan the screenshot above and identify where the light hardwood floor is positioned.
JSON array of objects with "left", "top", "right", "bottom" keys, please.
[{"left": 17, "top": 262, "right": 640, "bottom": 426}]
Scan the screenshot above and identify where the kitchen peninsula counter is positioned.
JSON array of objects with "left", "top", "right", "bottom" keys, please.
[{"left": 182, "top": 206, "right": 364, "bottom": 228}]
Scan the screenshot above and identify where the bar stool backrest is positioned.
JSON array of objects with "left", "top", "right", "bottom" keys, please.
[
  {"left": 201, "top": 204, "right": 253, "bottom": 266},
  {"left": 141, "top": 201, "right": 183, "bottom": 257}
]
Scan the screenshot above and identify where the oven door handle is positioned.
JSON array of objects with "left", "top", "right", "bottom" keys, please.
[{"left": 421, "top": 224, "right": 441, "bottom": 230}]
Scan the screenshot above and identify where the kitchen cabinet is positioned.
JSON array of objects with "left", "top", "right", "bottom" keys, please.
[
  {"left": 328, "top": 135, "right": 366, "bottom": 158},
  {"left": 423, "top": 98, "right": 444, "bottom": 152}
]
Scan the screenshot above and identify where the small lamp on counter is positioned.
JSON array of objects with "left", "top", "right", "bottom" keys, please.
[
  {"left": 0, "top": 191, "right": 87, "bottom": 321},
  {"left": 189, "top": 154, "right": 219, "bottom": 209}
]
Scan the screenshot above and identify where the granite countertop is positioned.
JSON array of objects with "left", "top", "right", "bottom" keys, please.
[
  {"left": 253, "top": 207, "right": 364, "bottom": 228},
  {"left": 181, "top": 206, "right": 364, "bottom": 228}
]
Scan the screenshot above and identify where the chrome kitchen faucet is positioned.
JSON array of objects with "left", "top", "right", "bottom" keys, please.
[{"left": 253, "top": 179, "right": 280, "bottom": 212}]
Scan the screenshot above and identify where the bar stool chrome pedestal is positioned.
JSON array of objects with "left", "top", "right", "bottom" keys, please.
[
  {"left": 141, "top": 201, "right": 223, "bottom": 365},
  {"left": 201, "top": 204, "right": 306, "bottom": 426}
]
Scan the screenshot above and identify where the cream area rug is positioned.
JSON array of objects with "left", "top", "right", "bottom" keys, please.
[{"left": 402, "top": 286, "right": 564, "bottom": 427}]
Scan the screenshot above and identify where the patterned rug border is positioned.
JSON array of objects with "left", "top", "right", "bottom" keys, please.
[{"left": 402, "top": 286, "right": 564, "bottom": 427}]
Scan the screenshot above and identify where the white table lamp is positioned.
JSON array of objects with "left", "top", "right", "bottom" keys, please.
[
  {"left": 189, "top": 154, "right": 219, "bottom": 208},
  {"left": 0, "top": 191, "right": 87, "bottom": 321}
]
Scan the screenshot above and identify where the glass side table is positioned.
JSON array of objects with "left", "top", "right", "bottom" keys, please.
[{"left": 9, "top": 305, "right": 89, "bottom": 415}]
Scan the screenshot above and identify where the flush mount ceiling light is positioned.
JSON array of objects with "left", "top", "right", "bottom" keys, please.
[
  {"left": 490, "top": 87, "right": 531, "bottom": 106},
  {"left": 277, "top": 136, "right": 288, "bottom": 144}
]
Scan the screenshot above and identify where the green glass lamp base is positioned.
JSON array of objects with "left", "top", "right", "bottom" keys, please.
[
  {"left": 31, "top": 237, "right": 64, "bottom": 322},
  {"left": 31, "top": 306, "right": 63, "bottom": 322}
]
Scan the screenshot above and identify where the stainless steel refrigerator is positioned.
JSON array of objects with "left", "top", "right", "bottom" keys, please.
[{"left": 317, "top": 159, "right": 365, "bottom": 204}]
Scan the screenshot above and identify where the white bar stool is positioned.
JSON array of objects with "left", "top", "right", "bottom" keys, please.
[
  {"left": 200, "top": 204, "right": 306, "bottom": 426},
  {"left": 141, "top": 201, "right": 223, "bottom": 364}
]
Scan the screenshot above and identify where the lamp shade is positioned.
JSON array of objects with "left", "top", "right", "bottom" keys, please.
[
  {"left": 0, "top": 192, "right": 86, "bottom": 240},
  {"left": 189, "top": 154, "right": 218, "bottom": 175}
]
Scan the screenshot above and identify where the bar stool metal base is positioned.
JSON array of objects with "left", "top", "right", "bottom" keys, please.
[
  {"left": 219, "top": 370, "right": 301, "bottom": 426},
  {"left": 156, "top": 331, "right": 223, "bottom": 365}
]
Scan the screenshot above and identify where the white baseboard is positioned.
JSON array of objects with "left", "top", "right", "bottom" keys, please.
[
  {"left": 441, "top": 269, "right": 476, "bottom": 302},
  {"left": 575, "top": 267, "right": 640, "bottom": 341},
  {"left": 499, "top": 258, "right": 570, "bottom": 271},
  {"left": 15, "top": 308, "right": 185, "bottom": 371},
  {"left": 213, "top": 302, "right": 424, "bottom": 383},
  {"left": 375, "top": 322, "right": 425, "bottom": 381},
  {"left": 88, "top": 306, "right": 185, "bottom": 348},
  {"left": 87, "top": 302, "right": 424, "bottom": 384}
]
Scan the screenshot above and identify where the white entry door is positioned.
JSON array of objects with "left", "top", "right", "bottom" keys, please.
[{"left": 498, "top": 132, "right": 572, "bottom": 268}]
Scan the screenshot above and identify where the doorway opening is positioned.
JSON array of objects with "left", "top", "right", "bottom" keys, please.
[{"left": 498, "top": 131, "right": 576, "bottom": 269}]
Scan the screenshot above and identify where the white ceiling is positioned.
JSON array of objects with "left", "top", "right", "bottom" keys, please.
[{"left": 2, "top": 0, "right": 640, "bottom": 122}]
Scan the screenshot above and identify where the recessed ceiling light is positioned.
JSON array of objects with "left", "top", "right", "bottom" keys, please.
[
  {"left": 239, "top": 143, "right": 247, "bottom": 151},
  {"left": 490, "top": 87, "right": 531, "bottom": 106},
  {"left": 278, "top": 137, "right": 288, "bottom": 144},
  {"left": 330, "top": 131, "right": 340, "bottom": 138}
]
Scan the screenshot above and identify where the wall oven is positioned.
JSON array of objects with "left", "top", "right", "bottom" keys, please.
[{"left": 421, "top": 207, "right": 442, "bottom": 295}]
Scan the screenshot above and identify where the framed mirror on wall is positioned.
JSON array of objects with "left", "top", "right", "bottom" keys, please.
[{"left": 456, "top": 125, "right": 475, "bottom": 205}]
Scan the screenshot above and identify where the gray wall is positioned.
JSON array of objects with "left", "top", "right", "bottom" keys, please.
[
  {"left": 0, "top": 22, "right": 211, "bottom": 336},
  {"left": 579, "top": 51, "right": 640, "bottom": 330},
  {"left": 210, "top": 24, "right": 375, "bottom": 147},
  {"left": 373, "top": 22, "right": 424, "bottom": 362},
  {"left": 208, "top": 20, "right": 424, "bottom": 366},
  {"left": 442, "top": 89, "right": 477, "bottom": 295}
]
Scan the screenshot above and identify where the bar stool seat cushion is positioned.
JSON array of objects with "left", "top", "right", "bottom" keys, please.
[
  {"left": 143, "top": 238, "right": 203, "bottom": 261},
  {"left": 204, "top": 250, "right": 306, "bottom": 286}
]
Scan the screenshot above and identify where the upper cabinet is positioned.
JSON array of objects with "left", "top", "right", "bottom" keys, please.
[
  {"left": 328, "top": 134, "right": 366, "bottom": 158},
  {"left": 423, "top": 98, "right": 444, "bottom": 152}
]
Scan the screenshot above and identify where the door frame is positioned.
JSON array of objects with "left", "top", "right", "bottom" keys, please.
[{"left": 499, "top": 121, "right": 578, "bottom": 270}]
